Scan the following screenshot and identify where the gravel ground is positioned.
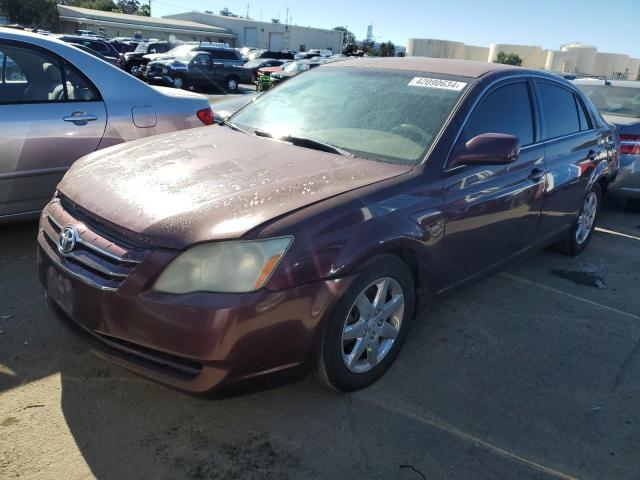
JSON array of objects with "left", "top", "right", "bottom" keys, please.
[{"left": 1, "top": 204, "right": 639, "bottom": 479}]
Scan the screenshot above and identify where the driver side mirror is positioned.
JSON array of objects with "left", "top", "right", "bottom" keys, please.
[{"left": 450, "top": 133, "right": 520, "bottom": 167}]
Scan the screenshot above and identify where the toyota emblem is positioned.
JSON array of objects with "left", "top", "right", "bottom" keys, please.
[{"left": 58, "top": 226, "right": 77, "bottom": 254}]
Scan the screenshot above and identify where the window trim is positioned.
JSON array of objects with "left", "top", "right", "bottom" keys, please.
[
  {"left": 534, "top": 79, "right": 594, "bottom": 141},
  {"left": 0, "top": 38, "right": 103, "bottom": 105}
]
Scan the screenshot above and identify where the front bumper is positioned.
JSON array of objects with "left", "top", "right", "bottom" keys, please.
[
  {"left": 38, "top": 201, "right": 353, "bottom": 393},
  {"left": 608, "top": 153, "right": 640, "bottom": 199}
]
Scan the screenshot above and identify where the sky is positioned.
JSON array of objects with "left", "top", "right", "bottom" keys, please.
[{"left": 150, "top": 0, "right": 640, "bottom": 57}]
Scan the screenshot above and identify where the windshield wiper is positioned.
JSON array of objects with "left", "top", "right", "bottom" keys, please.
[
  {"left": 253, "top": 130, "right": 354, "bottom": 157},
  {"left": 220, "top": 119, "right": 248, "bottom": 134}
]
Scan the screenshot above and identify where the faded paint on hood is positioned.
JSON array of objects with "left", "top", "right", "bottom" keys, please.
[{"left": 58, "top": 127, "right": 412, "bottom": 249}]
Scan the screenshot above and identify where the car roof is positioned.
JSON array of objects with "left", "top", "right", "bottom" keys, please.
[{"left": 323, "top": 57, "right": 523, "bottom": 78}]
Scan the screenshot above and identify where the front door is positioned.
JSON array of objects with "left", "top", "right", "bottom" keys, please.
[
  {"left": 0, "top": 41, "right": 106, "bottom": 217},
  {"left": 440, "top": 79, "right": 545, "bottom": 291}
]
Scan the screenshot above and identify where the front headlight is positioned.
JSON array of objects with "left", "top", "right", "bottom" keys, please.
[{"left": 153, "top": 237, "right": 293, "bottom": 294}]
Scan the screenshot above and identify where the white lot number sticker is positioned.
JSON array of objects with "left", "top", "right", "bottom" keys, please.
[{"left": 408, "top": 77, "right": 467, "bottom": 91}]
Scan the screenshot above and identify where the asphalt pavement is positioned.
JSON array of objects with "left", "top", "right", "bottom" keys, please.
[{"left": 1, "top": 204, "right": 639, "bottom": 479}]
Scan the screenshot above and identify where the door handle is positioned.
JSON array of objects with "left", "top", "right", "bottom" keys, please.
[
  {"left": 63, "top": 112, "right": 98, "bottom": 125},
  {"left": 528, "top": 168, "right": 545, "bottom": 182}
]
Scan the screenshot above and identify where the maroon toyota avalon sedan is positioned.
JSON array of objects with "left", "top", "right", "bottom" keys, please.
[{"left": 38, "top": 58, "right": 618, "bottom": 393}]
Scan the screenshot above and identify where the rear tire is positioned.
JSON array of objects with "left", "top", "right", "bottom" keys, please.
[
  {"left": 552, "top": 183, "right": 602, "bottom": 256},
  {"left": 315, "top": 255, "right": 415, "bottom": 392}
]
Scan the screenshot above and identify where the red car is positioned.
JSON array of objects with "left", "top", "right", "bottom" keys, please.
[
  {"left": 39, "top": 58, "right": 617, "bottom": 394},
  {"left": 256, "top": 62, "right": 291, "bottom": 78}
]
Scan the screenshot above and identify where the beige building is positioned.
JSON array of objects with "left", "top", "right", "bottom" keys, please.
[
  {"left": 407, "top": 37, "right": 638, "bottom": 79},
  {"left": 57, "top": 5, "right": 233, "bottom": 43},
  {"left": 164, "top": 11, "right": 344, "bottom": 53}
]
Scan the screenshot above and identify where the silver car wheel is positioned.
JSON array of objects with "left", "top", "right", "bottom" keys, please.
[
  {"left": 341, "top": 277, "right": 404, "bottom": 374},
  {"left": 576, "top": 191, "right": 597, "bottom": 245},
  {"left": 173, "top": 77, "right": 183, "bottom": 89},
  {"left": 227, "top": 78, "right": 238, "bottom": 91}
]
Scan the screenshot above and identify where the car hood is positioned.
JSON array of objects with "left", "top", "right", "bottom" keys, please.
[
  {"left": 602, "top": 113, "right": 639, "bottom": 126},
  {"left": 58, "top": 127, "right": 412, "bottom": 249}
]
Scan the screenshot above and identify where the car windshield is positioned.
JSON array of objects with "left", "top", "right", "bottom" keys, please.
[
  {"left": 230, "top": 67, "right": 470, "bottom": 165},
  {"left": 576, "top": 84, "right": 640, "bottom": 119},
  {"left": 134, "top": 42, "right": 149, "bottom": 53}
]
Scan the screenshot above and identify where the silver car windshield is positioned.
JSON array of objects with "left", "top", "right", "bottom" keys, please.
[
  {"left": 230, "top": 67, "right": 470, "bottom": 165},
  {"left": 576, "top": 84, "right": 640, "bottom": 119}
]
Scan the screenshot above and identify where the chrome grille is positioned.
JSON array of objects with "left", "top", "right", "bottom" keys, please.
[{"left": 38, "top": 200, "right": 147, "bottom": 291}]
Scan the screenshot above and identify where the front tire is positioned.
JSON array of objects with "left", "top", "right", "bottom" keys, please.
[
  {"left": 315, "top": 255, "right": 415, "bottom": 391},
  {"left": 225, "top": 76, "right": 239, "bottom": 92},
  {"left": 553, "top": 183, "right": 602, "bottom": 256}
]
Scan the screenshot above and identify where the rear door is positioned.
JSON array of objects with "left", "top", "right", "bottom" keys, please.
[
  {"left": 533, "top": 80, "right": 602, "bottom": 239},
  {"left": 0, "top": 40, "right": 106, "bottom": 217},
  {"left": 441, "top": 79, "right": 546, "bottom": 290}
]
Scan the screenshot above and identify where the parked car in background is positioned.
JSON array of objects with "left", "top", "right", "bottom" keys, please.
[
  {"left": 256, "top": 61, "right": 292, "bottom": 78},
  {"left": 0, "top": 28, "right": 214, "bottom": 220},
  {"left": 307, "top": 48, "right": 333, "bottom": 58},
  {"left": 122, "top": 41, "right": 179, "bottom": 73},
  {"left": 56, "top": 34, "right": 120, "bottom": 65},
  {"left": 239, "top": 46, "right": 259, "bottom": 61},
  {"left": 39, "top": 58, "right": 616, "bottom": 394},
  {"left": 574, "top": 79, "right": 640, "bottom": 208},
  {"left": 247, "top": 49, "right": 296, "bottom": 61},
  {"left": 110, "top": 37, "right": 139, "bottom": 54},
  {"left": 270, "top": 59, "right": 321, "bottom": 85},
  {"left": 295, "top": 52, "right": 323, "bottom": 60},
  {"left": 69, "top": 42, "right": 120, "bottom": 67},
  {"left": 137, "top": 43, "right": 242, "bottom": 80},
  {"left": 243, "top": 58, "right": 288, "bottom": 82},
  {"left": 146, "top": 51, "right": 251, "bottom": 92}
]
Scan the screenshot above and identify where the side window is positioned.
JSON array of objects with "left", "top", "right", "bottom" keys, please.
[
  {"left": 0, "top": 43, "right": 100, "bottom": 103},
  {"left": 192, "top": 54, "right": 210, "bottom": 67},
  {"left": 537, "top": 82, "right": 581, "bottom": 139},
  {"left": 464, "top": 81, "right": 534, "bottom": 146},
  {"left": 0, "top": 44, "right": 63, "bottom": 103},
  {"left": 63, "top": 62, "right": 100, "bottom": 101},
  {"left": 575, "top": 95, "right": 591, "bottom": 131}
]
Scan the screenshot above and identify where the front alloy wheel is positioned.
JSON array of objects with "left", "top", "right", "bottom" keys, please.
[
  {"left": 315, "top": 255, "right": 415, "bottom": 391},
  {"left": 341, "top": 278, "right": 404, "bottom": 373}
]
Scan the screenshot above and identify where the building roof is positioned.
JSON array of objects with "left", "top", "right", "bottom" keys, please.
[
  {"left": 325, "top": 57, "right": 521, "bottom": 78},
  {"left": 57, "top": 5, "right": 234, "bottom": 37},
  {"left": 164, "top": 11, "right": 342, "bottom": 35}
]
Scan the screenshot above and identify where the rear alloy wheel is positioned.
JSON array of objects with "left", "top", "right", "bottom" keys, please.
[
  {"left": 173, "top": 77, "right": 183, "bottom": 89},
  {"left": 226, "top": 77, "right": 239, "bottom": 92},
  {"left": 552, "top": 183, "right": 602, "bottom": 256},
  {"left": 315, "top": 255, "right": 415, "bottom": 391}
]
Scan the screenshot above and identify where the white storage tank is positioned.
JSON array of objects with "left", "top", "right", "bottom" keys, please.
[
  {"left": 463, "top": 45, "right": 490, "bottom": 62},
  {"left": 407, "top": 38, "right": 465, "bottom": 59},
  {"left": 560, "top": 43, "right": 597, "bottom": 75},
  {"left": 544, "top": 50, "right": 578, "bottom": 73},
  {"left": 593, "top": 52, "right": 630, "bottom": 78},
  {"left": 488, "top": 43, "right": 543, "bottom": 68},
  {"left": 625, "top": 57, "right": 640, "bottom": 80}
]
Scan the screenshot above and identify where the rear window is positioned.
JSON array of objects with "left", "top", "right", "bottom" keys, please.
[
  {"left": 537, "top": 82, "right": 581, "bottom": 139},
  {"left": 575, "top": 84, "right": 640, "bottom": 119}
]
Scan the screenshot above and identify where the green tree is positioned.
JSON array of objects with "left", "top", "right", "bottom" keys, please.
[
  {"left": 495, "top": 51, "right": 523, "bottom": 66},
  {"left": 115, "top": 0, "right": 141, "bottom": 14},
  {"left": 138, "top": 2, "right": 150, "bottom": 16},
  {"left": 63, "top": 0, "right": 117, "bottom": 11},
  {"left": 0, "top": 0, "right": 58, "bottom": 28},
  {"left": 333, "top": 26, "right": 355, "bottom": 45},
  {"left": 379, "top": 41, "right": 395, "bottom": 57}
]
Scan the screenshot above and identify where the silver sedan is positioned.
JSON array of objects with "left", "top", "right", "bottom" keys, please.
[{"left": 0, "top": 28, "right": 214, "bottom": 221}]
